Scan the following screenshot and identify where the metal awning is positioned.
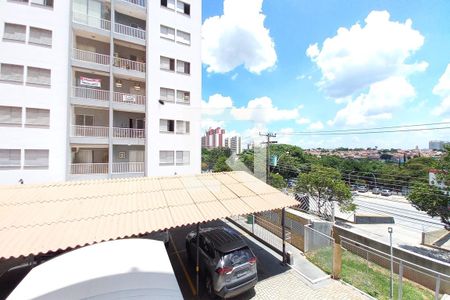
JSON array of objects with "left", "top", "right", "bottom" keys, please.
[{"left": 0, "top": 171, "right": 297, "bottom": 260}]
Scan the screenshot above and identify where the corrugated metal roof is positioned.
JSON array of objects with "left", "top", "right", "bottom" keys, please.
[{"left": 0, "top": 171, "right": 297, "bottom": 260}]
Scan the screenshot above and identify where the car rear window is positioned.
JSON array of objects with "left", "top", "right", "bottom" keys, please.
[{"left": 222, "top": 247, "right": 253, "bottom": 267}]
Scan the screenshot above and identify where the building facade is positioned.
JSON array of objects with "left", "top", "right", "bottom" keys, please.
[
  {"left": 201, "top": 127, "right": 225, "bottom": 149},
  {"left": 429, "top": 140, "right": 449, "bottom": 151},
  {"left": 0, "top": 0, "right": 201, "bottom": 184},
  {"left": 225, "top": 136, "right": 241, "bottom": 154}
]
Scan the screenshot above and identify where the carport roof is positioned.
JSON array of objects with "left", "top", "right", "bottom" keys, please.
[{"left": 0, "top": 171, "right": 297, "bottom": 260}]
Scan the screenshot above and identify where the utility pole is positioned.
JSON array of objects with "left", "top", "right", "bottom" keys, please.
[{"left": 259, "top": 132, "right": 277, "bottom": 184}]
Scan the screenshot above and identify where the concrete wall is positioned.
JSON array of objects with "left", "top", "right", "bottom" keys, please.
[
  {"left": 75, "top": 36, "right": 109, "bottom": 55},
  {"left": 112, "top": 145, "right": 144, "bottom": 162},
  {"left": 115, "top": 12, "right": 145, "bottom": 29},
  {"left": 422, "top": 229, "right": 449, "bottom": 247},
  {"left": 113, "top": 111, "right": 144, "bottom": 127},
  {"left": 114, "top": 78, "right": 145, "bottom": 95},
  {"left": 73, "top": 107, "right": 108, "bottom": 126}
]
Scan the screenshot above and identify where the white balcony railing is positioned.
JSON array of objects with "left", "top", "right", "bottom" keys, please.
[
  {"left": 71, "top": 163, "right": 108, "bottom": 174},
  {"left": 113, "top": 57, "right": 146, "bottom": 73},
  {"left": 112, "top": 162, "right": 144, "bottom": 173},
  {"left": 72, "top": 86, "right": 110, "bottom": 101},
  {"left": 73, "top": 48, "right": 110, "bottom": 65},
  {"left": 120, "top": 0, "right": 146, "bottom": 7},
  {"left": 72, "top": 125, "right": 109, "bottom": 138},
  {"left": 114, "top": 23, "right": 146, "bottom": 40},
  {"left": 113, "top": 91, "right": 145, "bottom": 105},
  {"left": 73, "top": 12, "right": 111, "bottom": 31},
  {"left": 113, "top": 127, "right": 145, "bottom": 139}
]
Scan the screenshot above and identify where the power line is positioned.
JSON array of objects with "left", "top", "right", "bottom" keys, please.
[{"left": 277, "top": 126, "right": 450, "bottom": 136}]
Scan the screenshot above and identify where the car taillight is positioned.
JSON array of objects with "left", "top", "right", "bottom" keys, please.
[
  {"left": 249, "top": 257, "right": 257, "bottom": 265},
  {"left": 215, "top": 266, "right": 233, "bottom": 275}
]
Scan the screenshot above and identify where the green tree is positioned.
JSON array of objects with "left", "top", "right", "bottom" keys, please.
[
  {"left": 213, "top": 156, "right": 232, "bottom": 172},
  {"left": 269, "top": 173, "right": 286, "bottom": 189},
  {"left": 408, "top": 182, "right": 449, "bottom": 226},
  {"left": 295, "top": 165, "right": 355, "bottom": 215}
]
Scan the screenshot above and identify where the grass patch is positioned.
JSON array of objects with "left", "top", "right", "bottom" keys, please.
[{"left": 306, "top": 248, "right": 434, "bottom": 300}]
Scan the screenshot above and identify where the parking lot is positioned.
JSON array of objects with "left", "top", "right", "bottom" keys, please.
[{"left": 166, "top": 219, "right": 368, "bottom": 300}]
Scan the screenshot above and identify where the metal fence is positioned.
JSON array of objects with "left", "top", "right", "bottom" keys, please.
[
  {"left": 304, "top": 225, "right": 335, "bottom": 274},
  {"left": 294, "top": 193, "right": 334, "bottom": 221},
  {"left": 340, "top": 236, "right": 450, "bottom": 299}
]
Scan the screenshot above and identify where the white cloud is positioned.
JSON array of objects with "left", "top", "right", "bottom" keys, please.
[
  {"left": 296, "top": 118, "right": 311, "bottom": 125},
  {"left": 202, "top": 0, "right": 277, "bottom": 74},
  {"left": 231, "top": 96, "right": 300, "bottom": 123},
  {"left": 308, "top": 121, "right": 324, "bottom": 130},
  {"left": 202, "top": 94, "right": 233, "bottom": 116},
  {"left": 201, "top": 118, "right": 225, "bottom": 130},
  {"left": 307, "top": 10, "right": 426, "bottom": 98},
  {"left": 432, "top": 64, "right": 450, "bottom": 116},
  {"left": 329, "top": 76, "right": 416, "bottom": 126}
]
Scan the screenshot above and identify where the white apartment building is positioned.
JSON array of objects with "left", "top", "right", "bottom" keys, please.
[
  {"left": 225, "top": 136, "right": 241, "bottom": 154},
  {"left": 0, "top": 0, "right": 201, "bottom": 184}
]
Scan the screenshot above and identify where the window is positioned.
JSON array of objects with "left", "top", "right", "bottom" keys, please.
[
  {"left": 176, "top": 90, "right": 190, "bottom": 104},
  {"left": 176, "top": 120, "right": 190, "bottom": 134},
  {"left": 29, "top": 27, "right": 52, "bottom": 47},
  {"left": 160, "top": 56, "right": 175, "bottom": 71},
  {"left": 176, "top": 151, "right": 190, "bottom": 165},
  {"left": 160, "top": 25, "right": 175, "bottom": 40},
  {"left": 161, "top": 0, "right": 175, "bottom": 10},
  {"left": 25, "top": 108, "right": 50, "bottom": 128},
  {"left": 3, "top": 23, "right": 26, "bottom": 43},
  {"left": 24, "top": 149, "right": 49, "bottom": 169},
  {"left": 160, "top": 87, "right": 175, "bottom": 102},
  {"left": 176, "top": 30, "right": 190, "bottom": 45},
  {"left": 30, "top": 0, "right": 53, "bottom": 8},
  {"left": 160, "top": 150, "right": 174, "bottom": 165},
  {"left": 0, "top": 106, "right": 22, "bottom": 127},
  {"left": 176, "top": 60, "right": 190, "bottom": 74},
  {"left": 75, "top": 114, "right": 94, "bottom": 126},
  {"left": 160, "top": 119, "right": 174, "bottom": 133},
  {"left": 0, "top": 149, "right": 21, "bottom": 169},
  {"left": 26, "top": 67, "right": 51, "bottom": 86},
  {"left": 176, "top": 1, "right": 190, "bottom": 15},
  {"left": 0, "top": 64, "right": 24, "bottom": 83}
]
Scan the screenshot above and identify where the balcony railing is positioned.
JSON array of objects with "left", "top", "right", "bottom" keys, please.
[
  {"left": 120, "top": 0, "right": 146, "bottom": 8},
  {"left": 113, "top": 91, "right": 145, "bottom": 105},
  {"left": 72, "top": 125, "right": 109, "bottom": 138},
  {"left": 114, "top": 23, "right": 146, "bottom": 40},
  {"left": 113, "top": 127, "right": 145, "bottom": 139},
  {"left": 72, "top": 86, "right": 110, "bottom": 101},
  {"left": 73, "top": 12, "right": 111, "bottom": 31},
  {"left": 112, "top": 162, "right": 144, "bottom": 173},
  {"left": 73, "top": 48, "right": 110, "bottom": 65},
  {"left": 71, "top": 163, "right": 108, "bottom": 174},
  {"left": 113, "top": 57, "right": 146, "bottom": 73}
]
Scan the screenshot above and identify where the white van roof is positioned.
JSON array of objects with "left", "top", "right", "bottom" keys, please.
[{"left": 7, "top": 239, "right": 183, "bottom": 300}]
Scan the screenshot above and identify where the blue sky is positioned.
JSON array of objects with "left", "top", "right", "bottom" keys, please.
[{"left": 200, "top": 0, "right": 450, "bottom": 149}]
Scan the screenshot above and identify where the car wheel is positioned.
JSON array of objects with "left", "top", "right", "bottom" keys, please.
[{"left": 205, "top": 275, "right": 216, "bottom": 299}]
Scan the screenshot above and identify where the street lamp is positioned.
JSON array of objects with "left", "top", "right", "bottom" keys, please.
[{"left": 388, "top": 227, "right": 394, "bottom": 300}]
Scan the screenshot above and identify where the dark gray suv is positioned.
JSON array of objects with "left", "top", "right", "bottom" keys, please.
[{"left": 186, "top": 227, "right": 258, "bottom": 298}]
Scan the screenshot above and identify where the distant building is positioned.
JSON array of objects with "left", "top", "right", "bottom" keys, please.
[
  {"left": 225, "top": 136, "right": 241, "bottom": 154},
  {"left": 202, "top": 127, "right": 225, "bottom": 149},
  {"left": 429, "top": 169, "right": 449, "bottom": 195},
  {"left": 429, "top": 140, "right": 449, "bottom": 150}
]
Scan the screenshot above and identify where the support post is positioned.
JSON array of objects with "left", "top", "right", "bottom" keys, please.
[
  {"left": 388, "top": 227, "right": 394, "bottom": 300},
  {"left": 196, "top": 223, "right": 200, "bottom": 297},
  {"left": 332, "top": 242, "right": 342, "bottom": 279},
  {"left": 435, "top": 274, "right": 441, "bottom": 300},
  {"left": 281, "top": 207, "right": 286, "bottom": 264},
  {"left": 252, "top": 213, "right": 255, "bottom": 234},
  {"left": 398, "top": 261, "right": 403, "bottom": 300}
]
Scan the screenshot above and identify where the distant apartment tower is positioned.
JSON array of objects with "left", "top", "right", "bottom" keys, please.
[
  {"left": 201, "top": 127, "right": 225, "bottom": 149},
  {"left": 0, "top": 0, "right": 201, "bottom": 184},
  {"left": 225, "top": 136, "right": 241, "bottom": 154},
  {"left": 429, "top": 140, "right": 449, "bottom": 150}
]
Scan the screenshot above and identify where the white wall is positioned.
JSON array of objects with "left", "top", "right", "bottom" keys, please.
[
  {"left": 146, "top": 0, "right": 201, "bottom": 176},
  {"left": 0, "top": 1, "right": 70, "bottom": 184}
]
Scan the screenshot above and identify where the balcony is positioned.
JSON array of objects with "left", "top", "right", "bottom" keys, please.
[
  {"left": 72, "top": 48, "right": 110, "bottom": 71},
  {"left": 73, "top": 12, "right": 111, "bottom": 33},
  {"left": 113, "top": 57, "right": 145, "bottom": 72},
  {"left": 71, "top": 163, "right": 108, "bottom": 175},
  {"left": 120, "top": 0, "right": 146, "bottom": 8},
  {"left": 71, "top": 125, "right": 109, "bottom": 144},
  {"left": 71, "top": 86, "right": 109, "bottom": 107},
  {"left": 112, "top": 162, "right": 144, "bottom": 174},
  {"left": 113, "top": 127, "right": 145, "bottom": 139}
]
